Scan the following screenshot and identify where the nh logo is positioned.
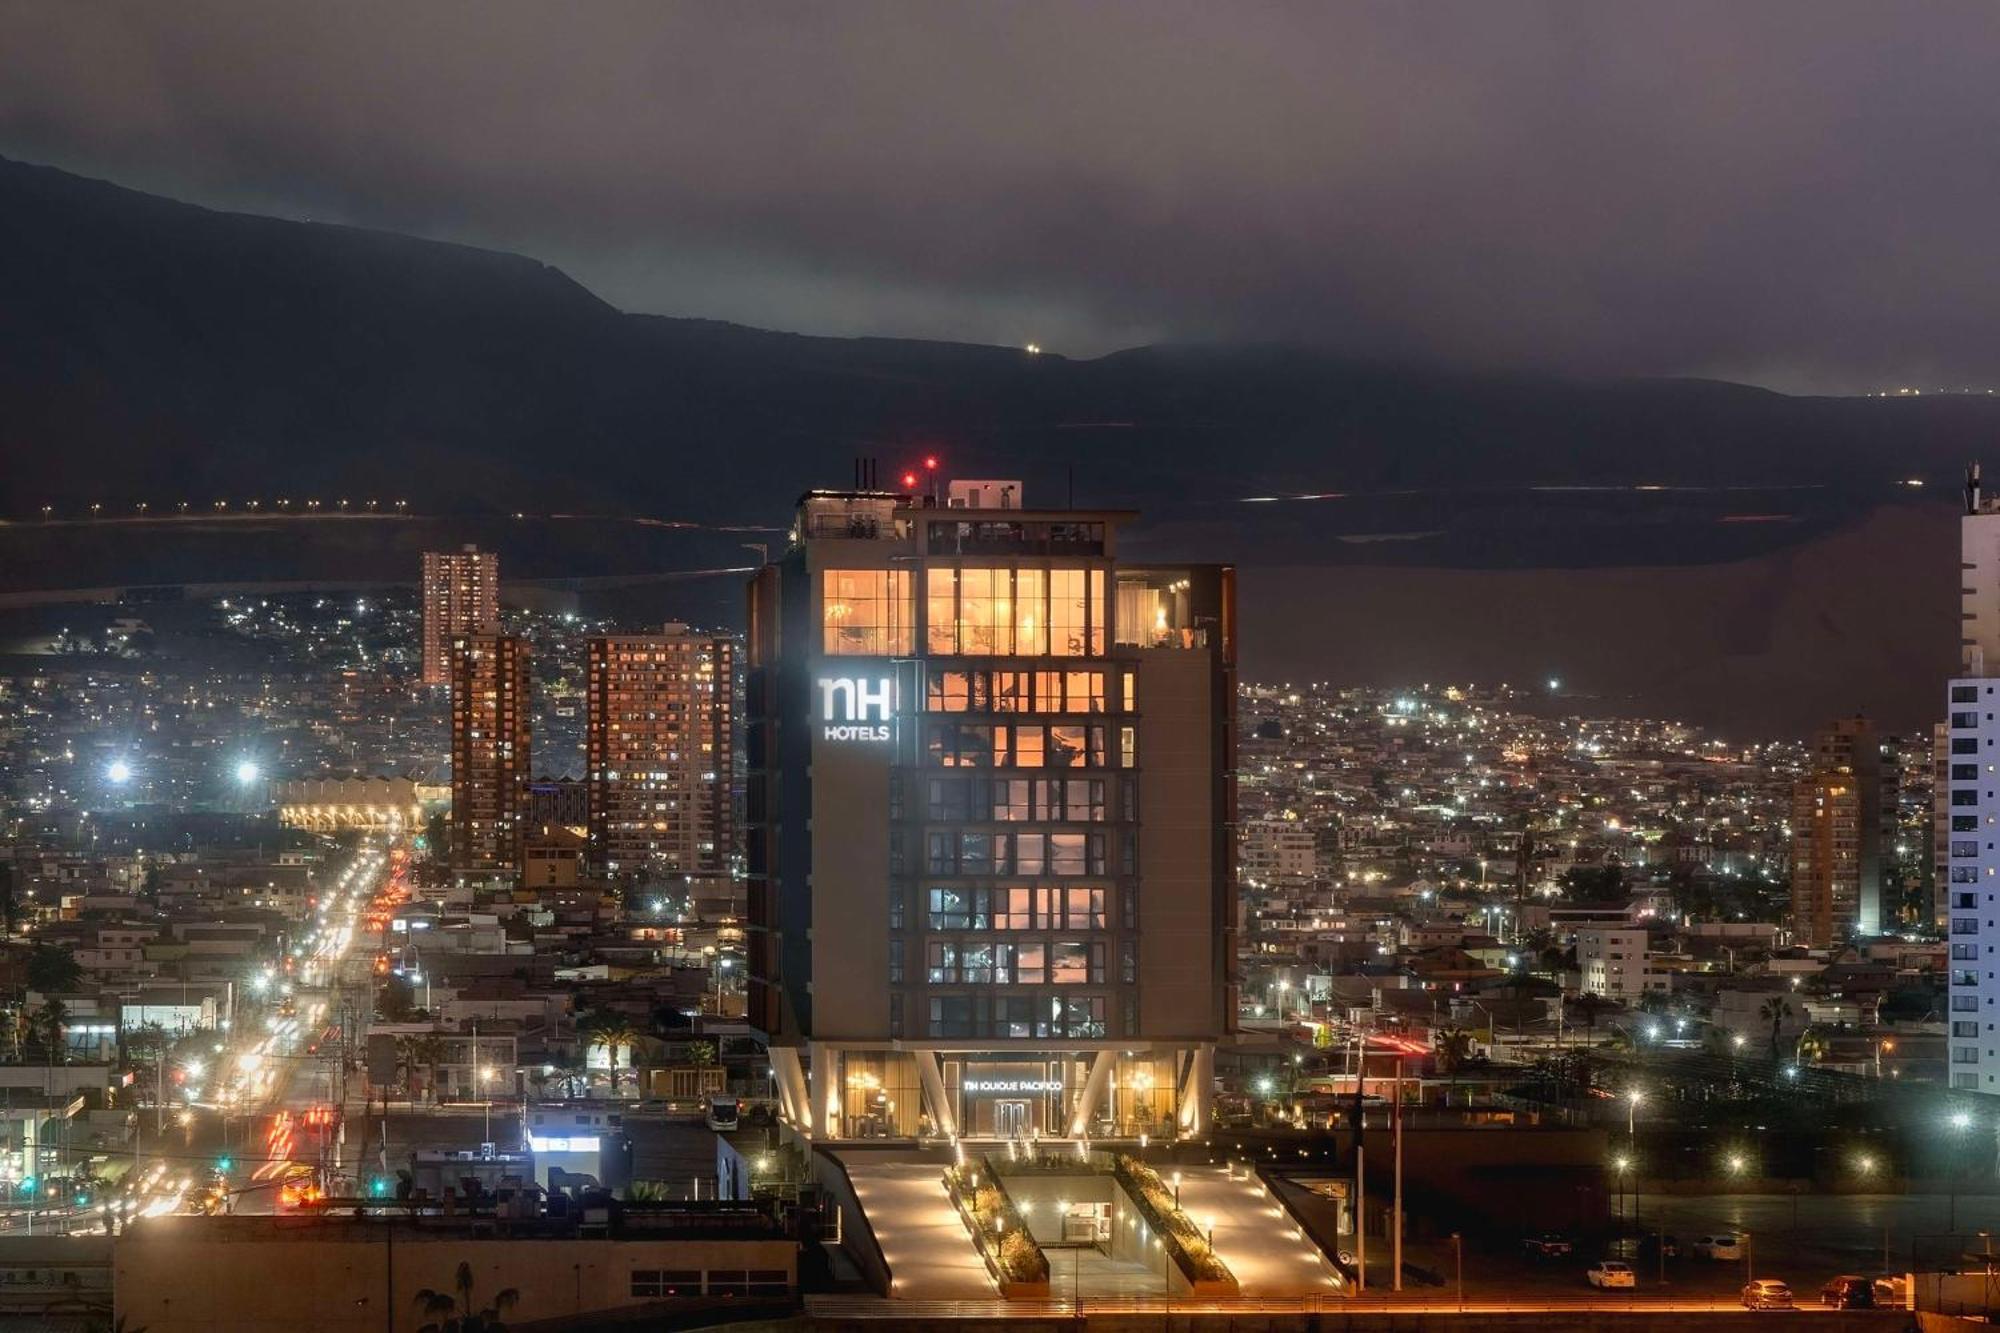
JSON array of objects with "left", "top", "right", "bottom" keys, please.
[
  {"left": 819, "top": 676, "right": 894, "bottom": 722},
  {"left": 818, "top": 676, "right": 894, "bottom": 741}
]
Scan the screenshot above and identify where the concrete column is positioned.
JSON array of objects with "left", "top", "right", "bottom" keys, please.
[
  {"left": 1177, "top": 1043, "right": 1214, "bottom": 1137},
  {"left": 771, "top": 1046, "right": 810, "bottom": 1132},
  {"left": 1067, "top": 1050, "right": 1116, "bottom": 1138},
  {"left": 913, "top": 1050, "right": 956, "bottom": 1139},
  {"left": 808, "top": 1040, "right": 838, "bottom": 1140}
]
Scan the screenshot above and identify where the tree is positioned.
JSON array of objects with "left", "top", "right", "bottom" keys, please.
[
  {"left": 413, "top": 1260, "right": 519, "bottom": 1333},
  {"left": 544, "top": 1054, "right": 588, "bottom": 1100},
  {"left": 28, "top": 998, "right": 68, "bottom": 1062},
  {"left": 1795, "top": 1026, "right": 1830, "bottom": 1067},
  {"left": 378, "top": 975, "right": 418, "bottom": 1024},
  {"left": 1559, "top": 864, "right": 1627, "bottom": 905},
  {"left": 1758, "top": 996, "right": 1796, "bottom": 1059},
  {"left": 1434, "top": 1028, "right": 1474, "bottom": 1106},
  {"left": 409, "top": 1035, "right": 448, "bottom": 1104},
  {"left": 686, "top": 1040, "right": 717, "bottom": 1068},
  {"left": 1572, "top": 992, "right": 1610, "bottom": 1048},
  {"left": 584, "top": 1017, "right": 643, "bottom": 1095},
  {"left": 26, "top": 945, "right": 81, "bottom": 995}
]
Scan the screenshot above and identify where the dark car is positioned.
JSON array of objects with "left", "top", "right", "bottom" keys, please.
[
  {"left": 1820, "top": 1276, "right": 1873, "bottom": 1309},
  {"left": 1522, "top": 1233, "right": 1574, "bottom": 1258}
]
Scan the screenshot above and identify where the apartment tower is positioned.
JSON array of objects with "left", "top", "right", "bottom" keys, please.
[
  {"left": 585, "top": 626, "right": 737, "bottom": 883},
  {"left": 421, "top": 545, "right": 500, "bottom": 686},
  {"left": 1789, "top": 715, "right": 1897, "bottom": 947},
  {"left": 1947, "top": 463, "right": 2000, "bottom": 1091},
  {"left": 746, "top": 478, "right": 1236, "bottom": 1142},
  {"left": 450, "top": 632, "right": 532, "bottom": 873}
]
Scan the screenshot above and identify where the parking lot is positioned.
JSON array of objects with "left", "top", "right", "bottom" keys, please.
[{"left": 1386, "top": 1191, "right": 2000, "bottom": 1306}]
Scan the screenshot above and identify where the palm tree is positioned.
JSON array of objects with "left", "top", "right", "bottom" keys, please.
[
  {"left": 1434, "top": 1028, "right": 1473, "bottom": 1106},
  {"left": 1758, "top": 996, "right": 1795, "bottom": 1059},
  {"left": 585, "top": 1019, "right": 643, "bottom": 1096},
  {"left": 413, "top": 1261, "right": 519, "bottom": 1333},
  {"left": 687, "top": 1039, "right": 717, "bottom": 1068},
  {"left": 29, "top": 998, "right": 68, "bottom": 1062}
]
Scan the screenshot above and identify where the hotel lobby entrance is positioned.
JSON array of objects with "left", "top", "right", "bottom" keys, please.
[{"left": 950, "top": 1058, "right": 1067, "bottom": 1138}]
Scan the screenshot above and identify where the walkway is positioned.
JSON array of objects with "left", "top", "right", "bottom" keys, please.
[
  {"left": 839, "top": 1156, "right": 998, "bottom": 1299},
  {"left": 1173, "top": 1162, "right": 1346, "bottom": 1296}
]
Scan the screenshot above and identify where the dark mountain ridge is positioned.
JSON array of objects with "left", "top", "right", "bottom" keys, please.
[
  {"left": 4, "top": 152, "right": 1998, "bottom": 545},
  {"left": 0, "top": 154, "right": 1978, "bottom": 728}
]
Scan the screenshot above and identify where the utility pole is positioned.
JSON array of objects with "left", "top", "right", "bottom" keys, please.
[
  {"left": 1392, "top": 1056, "right": 1404, "bottom": 1291},
  {"left": 1355, "top": 1144, "right": 1366, "bottom": 1294}
]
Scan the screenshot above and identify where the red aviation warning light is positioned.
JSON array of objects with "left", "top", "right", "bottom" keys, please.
[
  {"left": 901, "top": 472, "right": 918, "bottom": 489},
  {"left": 924, "top": 456, "right": 938, "bottom": 471}
]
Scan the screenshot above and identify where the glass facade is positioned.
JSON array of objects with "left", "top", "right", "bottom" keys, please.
[
  {"left": 927, "top": 567, "right": 1106, "bottom": 657},
  {"left": 822, "top": 569, "right": 913, "bottom": 655}
]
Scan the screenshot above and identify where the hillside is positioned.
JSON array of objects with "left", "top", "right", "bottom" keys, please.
[{"left": 0, "top": 155, "right": 1979, "bottom": 726}]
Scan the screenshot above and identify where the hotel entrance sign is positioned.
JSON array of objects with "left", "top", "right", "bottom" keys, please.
[
  {"left": 818, "top": 676, "right": 893, "bottom": 742},
  {"left": 963, "top": 1078, "right": 1062, "bottom": 1094}
]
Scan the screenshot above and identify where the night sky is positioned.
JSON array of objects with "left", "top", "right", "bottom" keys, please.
[{"left": 4, "top": 2, "right": 1997, "bottom": 392}]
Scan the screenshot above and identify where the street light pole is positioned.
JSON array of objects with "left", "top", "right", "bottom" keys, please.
[
  {"left": 1451, "top": 1231, "right": 1463, "bottom": 1311},
  {"left": 1392, "top": 1054, "right": 1404, "bottom": 1291}
]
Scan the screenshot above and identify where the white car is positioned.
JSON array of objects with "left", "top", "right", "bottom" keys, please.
[
  {"left": 1587, "top": 1260, "right": 1637, "bottom": 1289},
  {"left": 1693, "top": 1234, "right": 1744, "bottom": 1261}
]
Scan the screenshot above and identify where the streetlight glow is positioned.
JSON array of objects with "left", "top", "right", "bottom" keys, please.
[
  {"left": 107, "top": 760, "right": 133, "bottom": 784},
  {"left": 235, "top": 759, "right": 261, "bottom": 784}
]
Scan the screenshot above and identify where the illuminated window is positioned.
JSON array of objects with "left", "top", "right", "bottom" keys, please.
[
  {"left": 927, "top": 566, "right": 1096, "bottom": 656},
  {"left": 822, "top": 570, "right": 912, "bottom": 655}
]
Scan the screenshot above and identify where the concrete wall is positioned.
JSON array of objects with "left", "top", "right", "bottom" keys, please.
[
  {"left": 113, "top": 1224, "right": 794, "bottom": 1333},
  {"left": 1136, "top": 647, "right": 1222, "bottom": 1040}
]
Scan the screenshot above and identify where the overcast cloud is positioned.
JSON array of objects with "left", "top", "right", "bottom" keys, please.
[{"left": 3, "top": 1, "right": 1996, "bottom": 391}]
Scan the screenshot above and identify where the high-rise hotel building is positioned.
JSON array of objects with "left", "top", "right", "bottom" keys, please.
[
  {"left": 421, "top": 545, "right": 500, "bottom": 686},
  {"left": 585, "top": 626, "right": 736, "bottom": 880},
  {"left": 1948, "top": 464, "right": 2000, "bottom": 1091},
  {"left": 746, "top": 480, "right": 1235, "bottom": 1141},
  {"left": 451, "top": 632, "right": 532, "bottom": 873}
]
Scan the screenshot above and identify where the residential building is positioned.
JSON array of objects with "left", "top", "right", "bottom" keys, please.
[
  {"left": 450, "top": 633, "right": 531, "bottom": 874},
  {"left": 1575, "top": 927, "right": 1664, "bottom": 1000},
  {"left": 585, "top": 627, "right": 735, "bottom": 880},
  {"left": 1790, "top": 767, "right": 1861, "bottom": 949},
  {"left": 746, "top": 481, "right": 1236, "bottom": 1140},
  {"left": 1947, "top": 462, "right": 2000, "bottom": 1091},
  {"left": 420, "top": 545, "right": 499, "bottom": 687},
  {"left": 1240, "top": 816, "right": 1318, "bottom": 890}
]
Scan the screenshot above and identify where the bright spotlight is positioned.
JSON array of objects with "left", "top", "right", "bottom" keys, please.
[
  {"left": 234, "top": 760, "right": 260, "bottom": 785},
  {"left": 107, "top": 760, "right": 133, "bottom": 784}
]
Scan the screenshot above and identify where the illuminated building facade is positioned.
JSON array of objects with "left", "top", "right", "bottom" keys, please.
[
  {"left": 421, "top": 545, "right": 499, "bottom": 686},
  {"left": 747, "top": 481, "right": 1235, "bottom": 1141},
  {"left": 450, "top": 632, "right": 531, "bottom": 873},
  {"left": 1949, "top": 464, "right": 2000, "bottom": 1090},
  {"left": 585, "top": 626, "right": 736, "bottom": 879}
]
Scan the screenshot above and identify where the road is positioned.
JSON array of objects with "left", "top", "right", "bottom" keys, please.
[{"left": 204, "top": 839, "right": 396, "bottom": 1215}]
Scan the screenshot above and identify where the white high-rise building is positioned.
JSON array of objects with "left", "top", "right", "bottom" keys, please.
[{"left": 1946, "top": 464, "right": 2000, "bottom": 1091}]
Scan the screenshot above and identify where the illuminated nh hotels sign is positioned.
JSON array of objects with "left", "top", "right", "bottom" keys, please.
[
  {"left": 818, "top": 675, "right": 894, "bottom": 742},
  {"left": 963, "top": 1079, "right": 1062, "bottom": 1094}
]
